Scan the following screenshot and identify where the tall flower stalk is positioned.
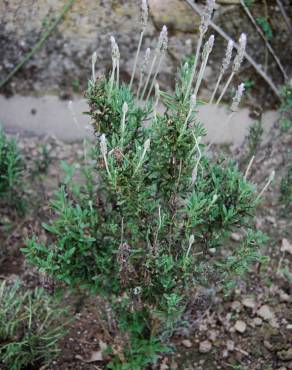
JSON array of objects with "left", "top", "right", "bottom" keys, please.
[
  {"left": 120, "top": 102, "right": 128, "bottom": 150},
  {"left": 137, "top": 48, "right": 151, "bottom": 99},
  {"left": 145, "top": 28, "right": 168, "bottom": 103},
  {"left": 184, "top": 0, "right": 215, "bottom": 102},
  {"left": 109, "top": 37, "right": 120, "bottom": 94},
  {"left": 129, "top": 0, "right": 149, "bottom": 90},
  {"left": 193, "top": 34, "right": 214, "bottom": 100},
  {"left": 91, "top": 51, "right": 97, "bottom": 83},
  {"left": 225, "top": 82, "right": 245, "bottom": 125},
  {"left": 209, "top": 39, "right": 234, "bottom": 104},
  {"left": 140, "top": 25, "right": 168, "bottom": 101},
  {"left": 216, "top": 33, "right": 247, "bottom": 106},
  {"left": 100, "top": 134, "right": 111, "bottom": 179}
]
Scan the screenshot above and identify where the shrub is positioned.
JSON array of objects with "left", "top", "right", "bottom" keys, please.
[
  {"left": 0, "top": 126, "right": 23, "bottom": 205},
  {"left": 0, "top": 281, "right": 68, "bottom": 370},
  {"left": 23, "top": 1, "right": 269, "bottom": 368}
]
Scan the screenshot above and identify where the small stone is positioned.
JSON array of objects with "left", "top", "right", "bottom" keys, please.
[
  {"left": 199, "top": 340, "right": 212, "bottom": 353},
  {"left": 281, "top": 238, "right": 292, "bottom": 255},
  {"left": 234, "top": 320, "right": 247, "bottom": 333},
  {"left": 266, "top": 215, "right": 276, "bottom": 224},
  {"left": 253, "top": 317, "right": 263, "bottom": 326},
  {"left": 231, "top": 232, "right": 241, "bottom": 241},
  {"left": 287, "top": 324, "right": 292, "bottom": 330},
  {"left": 257, "top": 305, "right": 274, "bottom": 321},
  {"left": 279, "top": 290, "right": 290, "bottom": 302},
  {"left": 269, "top": 318, "right": 280, "bottom": 329},
  {"left": 182, "top": 339, "right": 192, "bottom": 348},
  {"left": 264, "top": 340, "right": 273, "bottom": 351},
  {"left": 242, "top": 297, "right": 256, "bottom": 309},
  {"left": 208, "top": 330, "right": 217, "bottom": 342},
  {"left": 226, "top": 340, "right": 235, "bottom": 351},
  {"left": 231, "top": 301, "right": 242, "bottom": 312}
]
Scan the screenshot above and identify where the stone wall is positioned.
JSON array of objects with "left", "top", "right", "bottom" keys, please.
[{"left": 0, "top": 0, "right": 291, "bottom": 106}]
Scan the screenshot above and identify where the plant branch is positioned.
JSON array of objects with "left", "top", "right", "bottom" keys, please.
[
  {"left": 276, "top": 0, "right": 292, "bottom": 35},
  {"left": 240, "top": 0, "right": 288, "bottom": 81},
  {"left": 184, "top": 0, "right": 281, "bottom": 101}
]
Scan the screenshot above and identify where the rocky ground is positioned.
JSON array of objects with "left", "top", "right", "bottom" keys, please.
[{"left": 0, "top": 121, "right": 291, "bottom": 370}]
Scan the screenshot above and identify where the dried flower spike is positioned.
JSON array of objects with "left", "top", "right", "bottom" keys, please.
[
  {"left": 193, "top": 35, "right": 215, "bottom": 99},
  {"left": 111, "top": 36, "right": 120, "bottom": 61},
  {"left": 100, "top": 134, "right": 108, "bottom": 156},
  {"left": 233, "top": 33, "right": 247, "bottom": 73},
  {"left": 184, "top": 0, "right": 215, "bottom": 102},
  {"left": 91, "top": 51, "right": 97, "bottom": 83},
  {"left": 141, "top": 0, "right": 148, "bottom": 30},
  {"left": 216, "top": 33, "right": 247, "bottom": 105},
  {"left": 230, "top": 83, "right": 245, "bottom": 112},
  {"left": 137, "top": 48, "right": 151, "bottom": 98},
  {"left": 157, "top": 25, "right": 168, "bottom": 52},
  {"left": 199, "top": 0, "right": 216, "bottom": 35},
  {"left": 221, "top": 39, "right": 234, "bottom": 73},
  {"left": 122, "top": 102, "right": 128, "bottom": 114},
  {"left": 140, "top": 25, "right": 167, "bottom": 101},
  {"left": 130, "top": 0, "right": 149, "bottom": 90},
  {"left": 186, "top": 234, "right": 195, "bottom": 258},
  {"left": 209, "top": 39, "right": 234, "bottom": 104},
  {"left": 134, "top": 139, "right": 151, "bottom": 175}
]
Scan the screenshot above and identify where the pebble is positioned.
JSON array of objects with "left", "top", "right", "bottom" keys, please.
[
  {"left": 231, "top": 301, "right": 242, "bottom": 312},
  {"left": 281, "top": 238, "right": 292, "bottom": 255},
  {"left": 226, "top": 340, "right": 235, "bottom": 351},
  {"left": 242, "top": 297, "right": 256, "bottom": 309},
  {"left": 199, "top": 340, "right": 212, "bottom": 353},
  {"left": 231, "top": 232, "right": 241, "bottom": 242},
  {"left": 182, "top": 339, "right": 192, "bottom": 348},
  {"left": 253, "top": 317, "right": 263, "bottom": 326},
  {"left": 234, "top": 320, "right": 247, "bottom": 333},
  {"left": 208, "top": 330, "right": 217, "bottom": 342},
  {"left": 257, "top": 305, "right": 274, "bottom": 321},
  {"left": 279, "top": 290, "right": 290, "bottom": 302}
]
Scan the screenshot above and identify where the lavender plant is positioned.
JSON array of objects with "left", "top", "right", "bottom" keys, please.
[{"left": 23, "top": 1, "right": 271, "bottom": 368}]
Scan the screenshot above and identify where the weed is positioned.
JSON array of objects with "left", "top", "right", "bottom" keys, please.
[
  {"left": 0, "top": 281, "right": 68, "bottom": 370},
  {"left": 247, "top": 120, "right": 263, "bottom": 158},
  {"left": 0, "top": 127, "right": 24, "bottom": 208}
]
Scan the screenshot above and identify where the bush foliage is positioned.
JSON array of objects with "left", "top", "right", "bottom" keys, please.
[{"left": 23, "top": 66, "right": 267, "bottom": 368}]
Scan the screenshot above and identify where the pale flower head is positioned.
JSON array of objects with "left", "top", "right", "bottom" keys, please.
[
  {"left": 100, "top": 134, "right": 108, "bottom": 156},
  {"left": 141, "top": 0, "right": 148, "bottom": 30},
  {"left": 157, "top": 25, "right": 168, "bottom": 52},
  {"left": 231, "top": 83, "right": 245, "bottom": 112},
  {"left": 233, "top": 33, "right": 247, "bottom": 72},
  {"left": 122, "top": 102, "right": 128, "bottom": 114},
  {"left": 110, "top": 36, "right": 120, "bottom": 60},
  {"left": 199, "top": 0, "right": 216, "bottom": 35},
  {"left": 221, "top": 39, "right": 234, "bottom": 73}
]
